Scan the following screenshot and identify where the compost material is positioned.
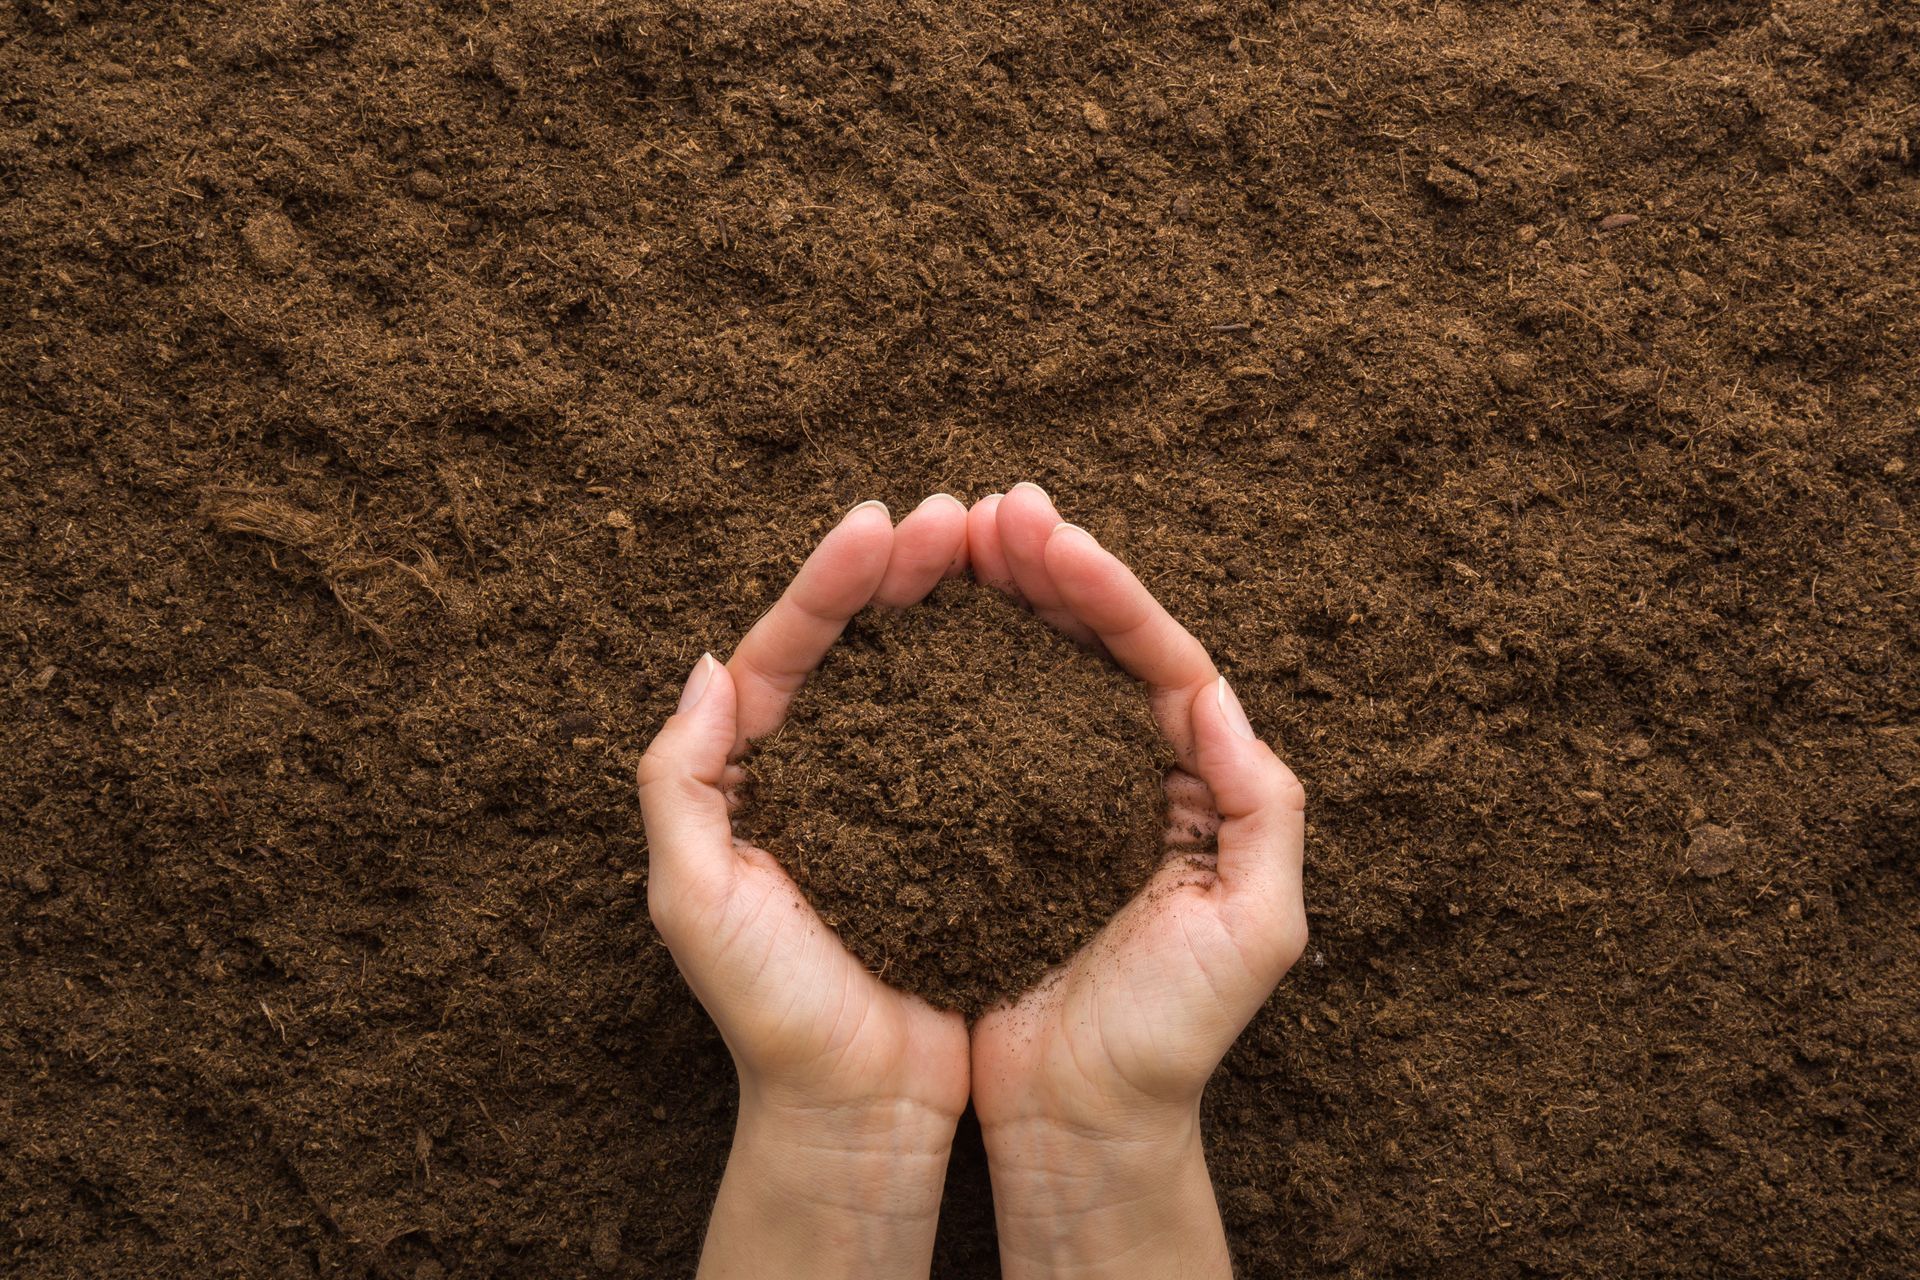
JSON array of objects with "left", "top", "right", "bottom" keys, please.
[
  {"left": 3, "top": 1, "right": 1917, "bottom": 1277},
  {"left": 738, "top": 581, "right": 1168, "bottom": 1017}
]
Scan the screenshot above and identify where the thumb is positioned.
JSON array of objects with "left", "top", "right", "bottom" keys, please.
[
  {"left": 638, "top": 653, "right": 740, "bottom": 924},
  {"left": 1188, "top": 675, "right": 1309, "bottom": 975}
]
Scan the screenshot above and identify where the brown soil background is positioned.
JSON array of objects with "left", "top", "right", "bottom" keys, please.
[
  {"left": 738, "top": 580, "right": 1170, "bottom": 1018},
  {"left": 2, "top": 1, "right": 1916, "bottom": 1276}
]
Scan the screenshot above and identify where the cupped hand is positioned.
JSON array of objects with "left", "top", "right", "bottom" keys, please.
[
  {"left": 967, "top": 484, "right": 1309, "bottom": 1278},
  {"left": 638, "top": 495, "right": 973, "bottom": 1277}
]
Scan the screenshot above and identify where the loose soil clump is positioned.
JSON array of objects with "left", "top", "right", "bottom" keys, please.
[{"left": 738, "top": 581, "right": 1169, "bottom": 1017}]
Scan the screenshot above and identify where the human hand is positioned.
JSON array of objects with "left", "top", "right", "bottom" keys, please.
[
  {"left": 966, "top": 485, "right": 1309, "bottom": 1279},
  {"left": 639, "top": 495, "right": 974, "bottom": 1279}
]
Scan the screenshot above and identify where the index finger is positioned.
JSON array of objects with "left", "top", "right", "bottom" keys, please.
[
  {"left": 1042, "top": 522, "right": 1218, "bottom": 766},
  {"left": 725, "top": 500, "right": 894, "bottom": 755}
]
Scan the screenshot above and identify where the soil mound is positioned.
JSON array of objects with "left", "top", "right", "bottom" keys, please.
[{"left": 738, "top": 581, "right": 1170, "bottom": 1017}]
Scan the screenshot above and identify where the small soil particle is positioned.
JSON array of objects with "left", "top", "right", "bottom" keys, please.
[
  {"left": 1684, "top": 824, "right": 1746, "bottom": 878},
  {"left": 240, "top": 210, "right": 302, "bottom": 274},
  {"left": 1425, "top": 162, "right": 1480, "bottom": 202},
  {"left": 406, "top": 168, "right": 448, "bottom": 199},
  {"left": 1492, "top": 350, "right": 1535, "bottom": 392}
]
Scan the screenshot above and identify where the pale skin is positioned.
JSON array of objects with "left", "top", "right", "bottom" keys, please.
[{"left": 638, "top": 485, "right": 1308, "bottom": 1278}]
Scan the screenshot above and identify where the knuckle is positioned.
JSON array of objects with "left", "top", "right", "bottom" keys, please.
[
  {"left": 645, "top": 882, "right": 674, "bottom": 935},
  {"left": 1273, "top": 767, "right": 1307, "bottom": 813},
  {"left": 1278, "top": 910, "right": 1310, "bottom": 970},
  {"left": 635, "top": 744, "right": 676, "bottom": 793},
  {"left": 646, "top": 876, "right": 689, "bottom": 941}
]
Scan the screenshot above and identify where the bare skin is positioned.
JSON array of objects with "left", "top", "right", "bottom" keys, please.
[
  {"left": 639, "top": 487, "right": 1308, "bottom": 1279},
  {"left": 968, "top": 485, "right": 1308, "bottom": 1279},
  {"left": 639, "top": 495, "right": 973, "bottom": 1279}
]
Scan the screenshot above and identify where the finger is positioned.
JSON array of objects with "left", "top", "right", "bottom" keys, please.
[
  {"left": 1189, "top": 675, "right": 1308, "bottom": 974},
  {"left": 873, "top": 493, "right": 968, "bottom": 607},
  {"left": 967, "top": 493, "right": 1014, "bottom": 594},
  {"left": 638, "top": 654, "right": 740, "bottom": 914},
  {"left": 726, "top": 500, "right": 894, "bottom": 754},
  {"left": 996, "top": 483, "right": 1099, "bottom": 646},
  {"left": 943, "top": 514, "right": 971, "bottom": 579},
  {"left": 1044, "top": 522, "right": 1218, "bottom": 764}
]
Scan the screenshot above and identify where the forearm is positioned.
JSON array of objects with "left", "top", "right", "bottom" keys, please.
[
  {"left": 698, "top": 1093, "right": 958, "bottom": 1280},
  {"left": 984, "top": 1108, "right": 1231, "bottom": 1279}
]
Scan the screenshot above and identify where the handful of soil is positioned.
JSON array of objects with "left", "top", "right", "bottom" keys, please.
[{"left": 738, "top": 581, "right": 1170, "bottom": 1016}]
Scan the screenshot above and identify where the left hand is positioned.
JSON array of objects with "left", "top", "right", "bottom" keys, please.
[{"left": 964, "top": 485, "right": 1310, "bottom": 1279}]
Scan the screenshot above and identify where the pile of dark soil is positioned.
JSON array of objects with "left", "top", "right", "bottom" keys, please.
[
  {"left": 3, "top": 0, "right": 1916, "bottom": 1277},
  {"left": 738, "top": 580, "right": 1168, "bottom": 1017}
]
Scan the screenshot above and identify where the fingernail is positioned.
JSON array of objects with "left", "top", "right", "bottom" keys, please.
[
  {"left": 1011, "top": 481, "right": 1051, "bottom": 503},
  {"left": 1217, "top": 676, "right": 1256, "bottom": 740},
  {"left": 677, "top": 653, "right": 716, "bottom": 714},
  {"left": 847, "top": 499, "right": 890, "bottom": 519},
  {"left": 923, "top": 492, "right": 965, "bottom": 510},
  {"left": 1049, "top": 522, "right": 1097, "bottom": 552}
]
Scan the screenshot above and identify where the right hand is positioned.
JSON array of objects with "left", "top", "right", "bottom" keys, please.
[
  {"left": 639, "top": 496, "right": 976, "bottom": 1278},
  {"left": 965, "top": 484, "right": 1309, "bottom": 1278}
]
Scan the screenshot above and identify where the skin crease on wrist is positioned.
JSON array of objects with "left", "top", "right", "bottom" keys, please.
[{"left": 638, "top": 488, "right": 1308, "bottom": 1280}]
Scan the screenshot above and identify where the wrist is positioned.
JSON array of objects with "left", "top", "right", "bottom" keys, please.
[
  {"left": 736, "top": 1084, "right": 961, "bottom": 1178},
  {"left": 696, "top": 1090, "right": 958, "bottom": 1279},
  {"left": 982, "top": 1107, "right": 1231, "bottom": 1279}
]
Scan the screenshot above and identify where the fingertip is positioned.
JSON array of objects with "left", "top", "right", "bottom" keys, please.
[
  {"left": 1187, "top": 678, "right": 1270, "bottom": 804},
  {"left": 1217, "top": 676, "right": 1257, "bottom": 741},
  {"left": 997, "top": 480, "right": 1059, "bottom": 530},
  {"left": 638, "top": 655, "right": 740, "bottom": 843},
  {"left": 675, "top": 650, "right": 715, "bottom": 714},
  {"left": 1191, "top": 679, "right": 1301, "bottom": 811},
  {"left": 681, "top": 653, "right": 739, "bottom": 738},
  {"left": 1190, "top": 674, "right": 1250, "bottom": 751},
  {"left": 705, "top": 652, "right": 739, "bottom": 704},
  {"left": 1043, "top": 519, "right": 1101, "bottom": 563},
  {"left": 820, "top": 499, "right": 898, "bottom": 593},
  {"left": 917, "top": 494, "right": 969, "bottom": 529},
  {"left": 919, "top": 495, "right": 971, "bottom": 578},
  {"left": 837, "top": 499, "right": 895, "bottom": 547},
  {"left": 998, "top": 482, "right": 1084, "bottom": 621},
  {"left": 874, "top": 492, "right": 970, "bottom": 607},
  {"left": 831, "top": 498, "right": 890, "bottom": 549},
  {"left": 1188, "top": 676, "right": 1306, "bottom": 908},
  {"left": 1041, "top": 520, "right": 1128, "bottom": 620},
  {"left": 969, "top": 492, "right": 1004, "bottom": 538}
]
